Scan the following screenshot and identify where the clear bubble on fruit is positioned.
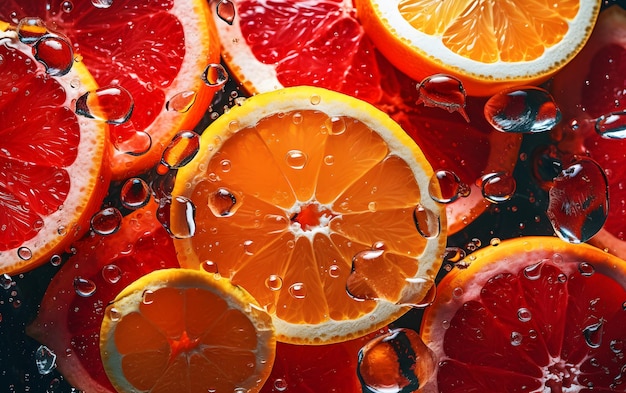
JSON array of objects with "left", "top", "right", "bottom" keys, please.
[
  {"left": 583, "top": 320, "right": 604, "bottom": 349},
  {"left": 158, "top": 196, "right": 196, "bottom": 239},
  {"left": 102, "top": 264, "right": 122, "bottom": 284},
  {"left": 347, "top": 245, "right": 404, "bottom": 303},
  {"left": 91, "top": 207, "right": 123, "bottom": 235},
  {"left": 413, "top": 204, "right": 440, "bottom": 239},
  {"left": 1, "top": 274, "right": 13, "bottom": 290},
  {"left": 151, "top": 170, "right": 177, "bottom": 200},
  {"left": 288, "top": 282, "right": 306, "bottom": 299},
  {"left": 578, "top": 262, "right": 595, "bottom": 277},
  {"left": 216, "top": 0, "right": 236, "bottom": 25},
  {"left": 61, "top": 0, "right": 74, "bottom": 12},
  {"left": 484, "top": 87, "right": 561, "bottom": 133},
  {"left": 429, "top": 169, "right": 470, "bottom": 203},
  {"left": 265, "top": 274, "right": 283, "bottom": 291},
  {"left": 201, "top": 260, "right": 219, "bottom": 274},
  {"left": 523, "top": 261, "right": 543, "bottom": 281},
  {"left": 112, "top": 123, "right": 152, "bottom": 156},
  {"left": 33, "top": 34, "right": 74, "bottom": 75},
  {"left": 35, "top": 345, "right": 57, "bottom": 375},
  {"left": 326, "top": 116, "right": 347, "bottom": 135},
  {"left": 208, "top": 188, "right": 240, "bottom": 217},
  {"left": 478, "top": 172, "right": 516, "bottom": 203},
  {"left": 120, "top": 178, "right": 151, "bottom": 209},
  {"left": 202, "top": 63, "right": 229, "bottom": 88},
  {"left": 416, "top": 74, "right": 469, "bottom": 122},
  {"left": 91, "top": 0, "right": 113, "bottom": 8},
  {"left": 17, "top": 246, "right": 32, "bottom": 260},
  {"left": 358, "top": 328, "right": 435, "bottom": 393},
  {"left": 273, "top": 378, "right": 288, "bottom": 392},
  {"left": 285, "top": 149, "right": 307, "bottom": 169},
  {"left": 402, "top": 277, "right": 437, "bottom": 308},
  {"left": 75, "top": 85, "right": 134, "bottom": 124},
  {"left": 166, "top": 90, "right": 197, "bottom": 113},
  {"left": 161, "top": 131, "right": 200, "bottom": 169},
  {"left": 517, "top": 307, "right": 532, "bottom": 322},
  {"left": 17, "top": 17, "right": 48, "bottom": 44},
  {"left": 594, "top": 110, "right": 626, "bottom": 139},
  {"left": 546, "top": 157, "right": 609, "bottom": 244},
  {"left": 73, "top": 277, "right": 96, "bottom": 297}
]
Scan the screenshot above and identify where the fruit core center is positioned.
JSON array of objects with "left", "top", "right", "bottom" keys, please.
[
  {"left": 168, "top": 330, "right": 200, "bottom": 362},
  {"left": 544, "top": 358, "right": 577, "bottom": 391},
  {"left": 290, "top": 202, "right": 336, "bottom": 232}
]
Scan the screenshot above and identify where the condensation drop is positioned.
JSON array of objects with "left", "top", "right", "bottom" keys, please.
[
  {"left": 413, "top": 204, "right": 440, "bottom": 239},
  {"left": 17, "top": 246, "right": 32, "bottom": 260},
  {"left": 35, "top": 345, "right": 57, "bottom": 375},
  {"left": 416, "top": 74, "right": 469, "bottom": 122},
  {"left": 265, "top": 275, "right": 283, "bottom": 291},
  {"left": 578, "top": 262, "right": 595, "bottom": 277},
  {"left": 120, "top": 178, "right": 151, "bottom": 209},
  {"left": 216, "top": 0, "right": 236, "bottom": 25},
  {"left": 523, "top": 262, "right": 543, "bottom": 281},
  {"left": 91, "top": 0, "right": 113, "bottom": 8},
  {"left": 91, "top": 207, "right": 123, "bottom": 235},
  {"left": 273, "top": 378, "right": 288, "bottom": 392},
  {"left": 288, "top": 282, "right": 306, "bottom": 299},
  {"left": 166, "top": 90, "right": 197, "bottom": 113},
  {"left": 142, "top": 289, "right": 155, "bottom": 305},
  {"left": 161, "top": 131, "right": 200, "bottom": 169},
  {"left": 517, "top": 308, "right": 532, "bottom": 322},
  {"left": 1, "top": 274, "right": 13, "bottom": 290},
  {"left": 201, "top": 260, "right": 219, "bottom": 274},
  {"left": 157, "top": 196, "right": 196, "bottom": 239},
  {"left": 16, "top": 17, "right": 48, "bottom": 44},
  {"left": 479, "top": 172, "right": 516, "bottom": 203},
  {"left": 510, "top": 331, "right": 523, "bottom": 346},
  {"left": 595, "top": 110, "right": 626, "bottom": 139},
  {"left": 285, "top": 149, "right": 308, "bottom": 169},
  {"left": 202, "top": 63, "right": 229, "bottom": 88},
  {"left": 73, "top": 277, "right": 96, "bottom": 297},
  {"left": 326, "top": 116, "right": 347, "bottom": 135},
  {"left": 112, "top": 124, "right": 152, "bottom": 156},
  {"left": 583, "top": 321, "right": 604, "bottom": 349},
  {"left": 75, "top": 85, "right": 134, "bottom": 124},
  {"left": 346, "top": 247, "right": 388, "bottom": 302},
  {"left": 429, "top": 169, "right": 469, "bottom": 203},
  {"left": 208, "top": 188, "right": 240, "bottom": 217},
  {"left": 102, "top": 264, "right": 122, "bottom": 284},
  {"left": 33, "top": 34, "right": 74, "bottom": 75}
]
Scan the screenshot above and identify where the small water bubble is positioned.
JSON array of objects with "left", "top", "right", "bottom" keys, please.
[
  {"left": 220, "top": 159, "right": 232, "bottom": 172},
  {"left": 75, "top": 85, "right": 134, "bottom": 124},
  {"left": 310, "top": 94, "right": 321, "bottom": 105},
  {"left": 90, "top": 207, "right": 122, "bottom": 235},
  {"left": 285, "top": 149, "right": 307, "bottom": 169},
  {"left": 444, "top": 247, "right": 466, "bottom": 263},
  {"left": 201, "top": 260, "right": 219, "bottom": 274},
  {"left": 326, "top": 116, "right": 347, "bottom": 135},
  {"left": 583, "top": 320, "right": 604, "bottom": 349},
  {"left": 166, "top": 196, "right": 196, "bottom": 239},
  {"left": 202, "top": 63, "right": 229, "bottom": 88},
  {"left": 510, "top": 331, "right": 523, "bottom": 346},
  {"left": 17, "top": 17, "right": 48, "bottom": 44},
  {"left": 595, "top": 110, "right": 626, "bottom": 139},
  {"left": 101, "top": 264, "right": 122, "bottom": 284},
  {"left": 112, "top": 125, "right": 152, "bottom": 156},
  {"left": 517, "top": 308, "right": 532, "bottom": 322},
  {"left": 17, "top": 246, "right": 32, "bottom": 260},
  {"left": 1, "top": 274, "right": 13, "bottom": 290},
  {"left": 273, "top": 378, "right": 288, "bottom": 392},
  {"left": 161, "top": 130, "right": 200, "bottom": 169},
  {"left": 73, "top": 277, "right": 96, "bottom": 297},
  {"left": 288, "top": 282, "right": 306, "bottom": 299},
  {"left": 166, "top": 90, "right": 197, "bottom": 113},
  {"left": 35, "top": 345, "right": 56, "bottom": 375},
  {"left": 216, "top": 0, "right": 236, "bottom": 25},
  {"left": 61, "top": 0, "right": 74, "bottom": 12},
  {"left": 578, "top": 262, "right": 595, "bottom": 277},
  {"left": 243, "top": 239, "right": 255, "bottom": 255},
  {"left": 547, "top": 157, "right": 609, "bottom": 244},
  {"left": 413, "top": 204, "right": 441, "bottom": 239},
  {"left": 91, "top": 0, "right": 113, "bottom": 8},
  {"left": 490, "top": 238, "right": 501, "bottom": 247},
  {"left": 479, "top": 172, "right": 516, "bottom": 203},
  {"left": 328, "top": 264, "right": 340, "bottom": 278},
  {"left": 50, "top": 254, "right": 62, "bottom": 266},
  {"left": 523, "top": 262, "right": 543, "bottom": 280},
  {"left": 265, "top": 275, "right": 283, "bottom": 291},
  {"left": 208, "top": 188, "right": 239, "bottom": 217},
  {"left": 120, "top": 178, "right": 151, "bottom": 209},
  {"left": 484, "top": 86, "right": 561, "bottom": 133},
  {"left": 323, "top": 154, "right": 335, "bottom": 165},
  {"left": 610, "top": 339, "right": 624, "bottom": 354},
  {"left": 416, "top": 74, "right": 469, "bottom": 121},
  {"left": 429, "top": 169, "right": 468, "bottom": 203}
]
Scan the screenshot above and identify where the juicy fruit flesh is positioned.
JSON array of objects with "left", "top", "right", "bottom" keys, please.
[
  {"left": 179, "top": 109, "right": 429, "bottom": 325},
  {"left": 399, "top": 0, "right": 579, "bottom": 63}
]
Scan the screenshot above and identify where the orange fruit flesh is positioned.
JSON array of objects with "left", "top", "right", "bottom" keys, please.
[{"left": 179, "top": 110, "right": 428, "bottom": 325}]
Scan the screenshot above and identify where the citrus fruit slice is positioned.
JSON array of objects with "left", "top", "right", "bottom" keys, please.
[
  {"left": 0, "top": 28, "right": 109, "bottom": 275},
  {"left": 26, "top": 201, "right": 179, "bottom": 393},
  {"left": 551, "top": 5, "right": 626, "bottom": 259},
  {"left": 100, "top": 268, "right": 276, "bottom": 393},
  {"left": 171, "top": 86, "right": 447, "bottom": 344},
  {"left": 213, "top": 0, "right": 522, "bottom": 234},
  {"left": 0, "top": 0, "right": 221, "bottom": 179},
  {"left": 420, "top": 236, "right": 626, "bottom": 392},
  {"left": 356, "top": 0, "right": 602, "bottom": 96}
]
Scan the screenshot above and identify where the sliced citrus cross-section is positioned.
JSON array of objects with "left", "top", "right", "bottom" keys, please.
[
  {"left": 0, "top": 28, "right": 109, "bottom": 274},
  {"left": 100, "top": 268, "right": 276, "bottom": 393},
  {"left": 171, "top": 86, "right": 447, "bottom": 344},
  {"left": 356, "top": 0, "right": 601, "bottom": 96},
  {"left": 420, "top": 236, "right": 626, "bottom": 392}
]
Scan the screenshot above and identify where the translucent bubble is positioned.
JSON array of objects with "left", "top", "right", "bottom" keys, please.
[
  {"left": 17, "top": 246, "right": 32, "bottom": 260},
  {"left": 90, "top": 207, "right": 123, "bottom": 235},
  {"left": 546, "top": 158, "right": 609, "bottom": 244},
  {"left": 50, "top": 254, "right": 62, "bottom": 266},
  {"left": 108, "top": 307, "right": 121, "bottom": 322},
  {"left": 479, "top": 172, "right": 516, "bottom": 203},
  {"left": 517, "top": 308, "right": 532, "bottom": 322},
  {"left": 484, "top": 86, "right": 561, "bottom": 133},
  {"left": 32, "top": 34, "right": 74, "bottom": 76},
  {"left": 583, "top": 321, "right": 604, "bottom": 349},
  {"left": 310, "top": 94, "right": 321, "bottom": 105},
  {"left": 142, "top": 289, "right": 155, "bottom": 305},
  {"left": 358, "top": 328, "right": 435, "bottom": 393},
  {"left": 208, "top": 188, "right": 240, "bottom": 217},
  {"left": 61, "top": 1, "right": 73, "bottom": 12},
  {"left": 595, "top": 110, "right": 626, "bottom": 139},
  {"left": 413, "top": 204, "right": 440, "bottom": 239},
  {"left": 1, "top": 274, "right": 13, "bottom": 290},
  {"left": 73, "top": 277, "right": 96, "bottom": 297},
  {"left": 16, "top": 17, "right": 48, "bottom": 44},
  {"left": 91, "top": 0, "right": 113, "bottom": 8},
  {"left": 202, "top": 63, "right": 229, "bottom": 88},
  {"left": 326, "top": 116, "right": 347, "bottom": 135},
  {"left": 35, "top": 345, "right": 57, "bottom": 375},
  {"left": 288, "top": 282, "right": 306, "bottom": 299},
  {"left": 265, "top": 275, "right": 283, "bottom": 291},
  {"left": 161, "top": 131, "right": 200, "bottom": 169},
  {"left": 510, "top": 331, "right": 523, "bottom": 346},
  {"left": 216, "top": 0, "right": 236, "bottom": 25},
  {"left": 120, "top": 178, "right": 151, "bottom": 209},
  {"left": 523, "top": 262, "right": 543, "bottom": 281},
  {"left": 578, "top": 262, "right": 595, "bottom": 277},
  {"left": 429, "top": 169, "right": 469, "bottom": 203},
  {"left": 166, "top": 90, "right": 197, "bottom": 113},
  {"left": 75, "top": 85, "right": 134, "bottom": 124},
  {"left": 416, "top": 74, "right": 469, "bottom": 122},
  {"left": 102, "top": 264, "right": 122, "bottom": 284},
  {"left": 162, "top": 196, "right": 196, "bottom": 239},
  {"left": 201, "top": 260, "right": 219, "bottom": 274},
  {"left": 273, "top": 378, "right": 288, "bottom": 392},
  {"left": 112, "top": 124, "right": 152, "bottom": 156},
  {"left": 285, "top": 149, "right": 307, "bottom": 169}
]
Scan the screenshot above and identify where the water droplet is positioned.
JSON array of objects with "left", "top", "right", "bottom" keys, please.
[
  {"left": 108, "top": 307, "right": 121, "bottom": 321},
  {"left": 142, "top": 289, "right": 155, "bottom": 305},
  {"left": 310, "top": 94, "right": 321, "bottom": 105},
  {"left": 201, "top": 260, "right": 219, "bottom": 274},
  {"left": 346, "top": 247, "right": 390, "bottom": 302},
  {"left": 61, "top": 0, "right": 74, "bottom": 12},
  {"left": 17, "top": 246, "right": 32, "bottom": 260},
  {"left": 91, "top": 0, "right": 113, "bottom": 8},
  {"left": 73, "top": 277, "right": 96, "bottom": 297},
  {"left": 16, "top": 17, "right": 48, "bottom": 44},
  {"left": 265, "top": 275, "right": 283, "bottom": 291},
  {"left": 33, "top": 34, "right": 74, "bottom": 76},
  {"left": 285, "top": 149, "right": 307, "bottom": 169},
  {"left": 401, "top": 277, "right": 437, "bottom": 308},
  {"left": 102, "top": 264, "right": 122, "bottom": 284},
  {"left": 578, "top": 262, "right": 595, "bottom": 277},
  {"left": 208, "top": 188, "right": 239, "bottom": 217},
  {"left": 35, "top": 345, "right": 57, "bottom": 375},
  {"left": 444, "top": 247, "right": 466, "bottom": 263},
  {"left": 323, "top": 154, "right": 335, "bottom": 165},
  {"left": 413, "top": 204, "right": 440, "bottom": 239},
  {"left": 161, "top": 131, "right": 200, "bottom": 169},
  {"left": 202, "top": 63, "right": 229, "bottom": 88},
  {"left": 510, "top": 331, "right": 523, "bottom": 346},
  {"left": 490, "top": 238, "right": 501, "bottom": 247},
  {"left": 75, "top": 85, "right": 134, "bottom": 124},
  {"left": 163, "top": 196, "right": 196, "bottom": 239},
  {"left": 120, "top": 178, "right": 151, "bottom": 209},
  {"left": 90, "top": 207, "right": 122, "bottom": 235},
  {"left": 273, "top": 378, "right": 288, "bottom": 392},
  {"left": 216, "top": 0, "right": 236, "bottom": 25},
  {"left": 358, "top": 328, "right": 435, "bottom": 393},
  {"left": 328, "top": 264, "right": 340, "bottom": 278},
  {"left": 416, "top": 74, "right": 469, "bottom": 122},
  {"left": 583, "top": 320, "right": 604, "bottom": 349},
  {"left": 325, "top": 116, "right": 347, "bottom": 135},
  {"left": 288, "top": 282, "right": 306, "bottom": 299},
  {"left": 112, "top": 124, "right": 152, "bottom": 156},
  {"left": 429, "top": 169, "right": 469, "bottom": 203},
  {"left": 595, "top": 110, "right": 626, "bottom": 139},
  {"left": 517, "top": 308, "right": 532, "bottom": 322},
  {"left": 547, "top": 158, "right": 609, "bottom": 244},
  {"left": 165, "top": 90, "right": 197, "bottom": 113},
  {"left": 50, "top": 254, "right": 62, "bottom": 266},
  {"left": 479, "top": 172, "right": 516, "bottom": 203},
  {"left": 610, "top": 339, "right": 624, "bottom": 354},
  {"left": 484, "top": 86, "right": 561, "bottom": 133},
  {"left": 523, "top": 262, "right": 543, "bottom": 280},
  {"left": 1, "top": 274, "right": 13, "bottom": 290}
]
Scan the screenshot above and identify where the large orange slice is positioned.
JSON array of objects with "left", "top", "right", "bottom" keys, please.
[
  {"left": 420, "top": 237, "right": 626, "bottom": 392},
  {"left": 213, "top": 0, "right": 522, "bottom": 235},
  {"left": 356, "top": 0, "right": 602, "bottom": 96},
  {"left": 0, "top": 0, "right": 221, "bottom": 179},
  {"left": 0, "top": 28, "right": 109, "bottom": 274},
  {"left": 171, "top": 86, "right": 447, "bottom": 344}
]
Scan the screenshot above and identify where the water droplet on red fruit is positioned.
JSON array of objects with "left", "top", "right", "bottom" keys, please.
[
  {"left": 75, "top": 85, "right": 134, "bottom": 124},
  {"left": 416, "top": 74, "right": 469, "bottom": 122},
  {"left": 484, "top": 87, "right": 561, "bottom": 133},
  {"left": 216, "top": 0, "right": 236, "bottom": 25},
  {"left": 33, "top": 35, "right": 74, "bottom": 76}
]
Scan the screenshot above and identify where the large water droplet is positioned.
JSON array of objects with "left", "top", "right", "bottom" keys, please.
[
  {"left": 346, "top": 246, "right": 390, "bottom": 302},
  {"left": 73, "top": 277, "right": 96, "bottom": 297},
  {"left": 102, "top": 264, "right": 122, "bottom": 284},
  {"left": 546, "top": 158, "right": 609, "bottom": 244},
  {"left": 413, "top": 204, "right": 440, "bottom": 239},
  {"left": 161, "top": 131, "right": 200, "bottom": 169},
  {"left": 479, "top": 172, "right": 516, "bottom": 203},
  {"left": 285, "top": 149, "right": 307, "bottom": 169},
  {"left": 484, "top": 87, "right": 561, "bottom": 133},
  {"left": 288, "top": 282, "right": 306, "bottom": 299},
  {"left": 416, "top": 74, "right": 469, "bottom": 122},
  {"left": 583, "top": 320, "right": 604, "bottom": 349},
  {"left": 517, "top": 308, "right": 532, "bottom": 322},
  {"left": 429, "top": 170, "right": 470, "bottom": 203},
  {"left": 166, "top": 90, "right": 197, "bottom": 113},
  {"left": 120, "top": 178, "right": 151, "bottom": 209},
  {"left": 202, "top": 63, "right": 229, "bottom": 88},
  {"left": 216, "top": 0, "right": 236, "bottom": 25},
  {"left": 595, "top": 110, "right": 626, "bottom": 139},
  {"left": 157, "top": 196, "right": 196, "bottom": 239},
  {"left": 265, "top": 275, "right": 283, "bottom": 291},
  {"left": 91, "top": 207, "right": 122, "bottom": 235},
  {"left": 358, "top": 328, "right": 435, "bottom": 393},
  {"left": 35, "top": 345, "right": 57, "bottom": 375},
  {"left": 16, "top": 17, "right": 48, "bottom": 44},
  {"left": 111, "top": 123, "right": 152, "bottom": 156},
  {"left": 208, "top": 188, "right": 240, "bottom": 217},
  {"left": 33, "top": 35, "right": 74, "bottom": 76},
  {"left": 91, "top": 0, "right": 113, "bottom": 8},
  {"left": 75, "top": 85, "right": 134, "bottom": 124}
]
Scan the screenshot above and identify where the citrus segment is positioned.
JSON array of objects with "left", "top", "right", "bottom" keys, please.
[
  {"left": 356, "top": 0, "right": 601, "bottom": 95},
  {"left": 172, "top": 86, "right": 447, "bottom": 344},
  {"left": 0, "top": 0, "right": 221, "bottom": 179},
  {"left": 99, "top": 268, "right": 276, "bottom": 393},
  {"left": 420, "top": 237, "right": 626, "bottom": 392},
  {"left": 0, "top": 30, "right": 109, "bottom": 274}
]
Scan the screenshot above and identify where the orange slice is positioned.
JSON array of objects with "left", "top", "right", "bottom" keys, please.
[
  {"left": 1, "top": 0, "right": 221, "bottom": 179},
  {"left": 0, "top": 29, "right": 109, "bottom": 274},
  {"left": 420, "top": 237, "right": 626, "bottom": 392},
  {"left": 356, "top": 0, "right": 602, "bottom": 96},
  {"left": 171, "top": 86, "right": 447, "bottom": 344},
  {"left": 100, "top": 268, "right": 276, "bottom": 393}
]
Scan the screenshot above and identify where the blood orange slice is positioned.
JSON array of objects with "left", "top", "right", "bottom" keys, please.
[
  {"left": 0, "top": 0, "right": 221, "bottom": 179},
  {"left": 0, "top": 29, "right": 109, "bottom": 275},
  {"left": 420, "top": 237, "right": 626, "bottom": 392},
  {"left": 213, "top": 0, "right": 522, "bottom": 234},
  {"left": 26, "top": 201, "right": 179, "bottom": 393}
]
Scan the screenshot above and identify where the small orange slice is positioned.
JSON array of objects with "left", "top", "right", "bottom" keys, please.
[
  {"left": 171, "top": 86, "right": 447, "bottom": 344},
  {"left": 100, "top": 268, "right": 276, "bottom": 393},
  {"left": 420, "top": 237, "right": 626, "bottom": 392},
  {"left": 356, "top": 0, "right": 602, "bottom": 95}
]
